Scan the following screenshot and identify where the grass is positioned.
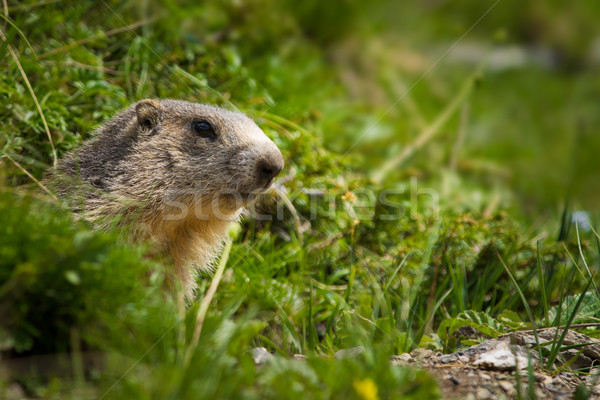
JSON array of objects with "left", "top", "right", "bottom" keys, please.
[{"left": 1, "top": 1, "right": 599, "bottom": 399}]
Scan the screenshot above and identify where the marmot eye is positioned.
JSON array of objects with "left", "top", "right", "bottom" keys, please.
[{"left": 192, "top": 120, "right": 216, "bottom": 139}]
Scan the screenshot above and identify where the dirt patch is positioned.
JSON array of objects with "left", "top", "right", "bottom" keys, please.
[
  {"left": 398, "top": 354, "right": 595, "bottom": 399},
  {"left": 393, "top": 328, "right": 600, "bottom": 399}
]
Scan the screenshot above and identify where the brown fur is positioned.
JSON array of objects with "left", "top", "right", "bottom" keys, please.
[{"left": 48, "top": 99, "right": 284, "bottom": 299}]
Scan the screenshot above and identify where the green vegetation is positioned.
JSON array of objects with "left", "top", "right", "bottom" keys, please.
[{"left": 1, "top": 1, "right": 599, "bottom": 398}]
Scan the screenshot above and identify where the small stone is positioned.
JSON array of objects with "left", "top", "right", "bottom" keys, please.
[
  {"left": 438, "top": 354, "right": 455, "bottom": 364},
  {"left": 6, "top": 383, "right": 26, "bottom": 400},
  {"left": 475, "top": 387, "right": 490, "bottom": 399},
  {"left": 458, "top": 355, "right": 470, "bottom": 363},
  {"left": 410, "top": 348, "right": 434, "bottom": 360},
  {"left": 498, "top": 380, "right": 514, "bottom": 393},
  {"left": 390, "top": 353, "right": 412, "bottom": 365},
  {"left": 473, "top": 341, "right": 532, "bottom": 371},
  {"left": 390, "top": 357, "right": 405, "bottom": 366},
  {"left": 480, "top": 373, "right": 491, "bottom": 380},
  {"left": 445, "top": 375, "right": 461, "bottom": 385},
  {"left": 251, "top": 347, "right": 274, "bottom": 364}
]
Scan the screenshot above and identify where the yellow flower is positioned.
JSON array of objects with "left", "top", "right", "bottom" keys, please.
[
  {"left": 341, "top": 191, "right": 356, "bottom": 203},
  {"left": 353, "top": 378, "right": 380, "bottom": 400}
]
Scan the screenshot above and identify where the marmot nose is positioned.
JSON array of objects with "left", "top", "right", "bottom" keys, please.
[{"left": 256, "top": 151, "right": 284, "bottom": 183}]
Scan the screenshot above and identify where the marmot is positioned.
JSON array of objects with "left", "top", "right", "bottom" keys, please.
[{"left": 49, "top": 99, "right": 284, "bottom": 299}]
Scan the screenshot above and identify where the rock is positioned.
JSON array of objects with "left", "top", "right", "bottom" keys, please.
[
  {"left": 534, "top": 388, "right": 545, "bottom": 398},
  {"left": 502, "top": 328, "right": 600, "bottom": 362},
  {"left": 472, "top": 341, "right": 533, "bottom": 371},
  {"left": 475, "top": 387, "right": 491, "bottom": 399},
  {"left": 410, "top": 348, "right": 434, "bottom": 361},
  {"left": 458, "top": 355, "right": 469, "bottom": 363},
  {"left": 498, "top": 380, "right": 514, "bottom": 394},
  {"left": 391, "top": 353, "right": 412, "bottom": 365},
  {"left": 445, "top": 375, "right": 461, "bottom": 385},
  {"left": 5, "top": 383, "right": 25, "bottom": 400},
  {"left": 250, "top": 347, "right": 274, "bottom": 364},
  {"left": 538, "top": 374, "right": 553, "bottom": 386},
  {"left": 559, "top": 349, "right": 594, "bottom": 371},
  {"left": 438, "top": 354, "right": 456, "bottom": 364}
]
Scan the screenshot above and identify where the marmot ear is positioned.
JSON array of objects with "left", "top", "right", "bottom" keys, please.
[{"left": 136, "top": 99, "right": 162, "bottom": 131}]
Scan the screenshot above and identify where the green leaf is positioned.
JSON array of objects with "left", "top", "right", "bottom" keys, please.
[
  {"left": 438, "top": 310, "right": 507, "bottom": 342},
  {"left": 64, "top": 270, "right": 81, "bottom": 285},
  {"left": 497, "top": 309, "right": 530, "bottom": 330},
  {"left": 548, "top": 292, "right": 598, "bottom": 325}
]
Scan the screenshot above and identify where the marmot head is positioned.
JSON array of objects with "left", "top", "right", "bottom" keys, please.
[{"left": 127, "top": 99, "right": 284, "bottom": 219}]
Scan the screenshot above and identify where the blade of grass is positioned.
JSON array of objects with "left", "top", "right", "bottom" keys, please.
[
  {"left": 586, "top": 216, "right": 600, "bottom": 247},
  {"left": 574, "top": 215, "right": 596, "bottom": 283},
  {"left": 497, "top": 252, "right": 543, "bottom": 361},
  {"left": 554, "top": 348, "right": 585, "bottom": 374},
  {"left": 267, "top": 289, "right": 302, "bottom": 354},
  {"left": 307, "top": 281, "right": 318, "bottom": 351},
  {"left": 537, "top": 241, "right": 550, "bottom": 326},
  {"left": 551, "top": 270, "right": 568, "bottom": 327},
  {"left": 384, "top": 251, "right": 412, "bottom": 291},
  {"left": 412, "top": 288, "right": 452, "bottom": 348},
  {"left": 0, "top": 26, "right": 57, "bottom": 165},
  {"left": 258, "top": 334, "right": 286, "bottom": 357},
  {"left": 545, "top": 276, "right": 594, "bottom": 369},
  {"left": 0, "top": 14, "right": 36, "bottom": 56},
  {"left": 1, "top": 154, "right": 58, "bottom": 200},
  {"left": 563, "top": 226, "right": 600, "bottom": 310},
  {"left": 557, "top": 202, "right": 570, "bottom": 241},
  {"left": 448, "top": 262, "right": 467, "bottom": 312}
]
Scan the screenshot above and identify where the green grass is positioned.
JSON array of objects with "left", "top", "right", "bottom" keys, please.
[{"left": 1, "top": 1, "right": 599, "bottom": 399}]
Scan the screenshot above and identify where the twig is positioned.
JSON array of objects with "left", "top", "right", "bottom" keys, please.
[
  {"left": 509, "top": 323, "right": 600, "bottom": 334},
  {"left": 2, "top": 154, "right": 58, "bottom": 200}
]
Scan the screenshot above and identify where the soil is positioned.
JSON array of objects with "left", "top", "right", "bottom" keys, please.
[{"left": 393, "top": 328, "right": 600, "bottom": 399}]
